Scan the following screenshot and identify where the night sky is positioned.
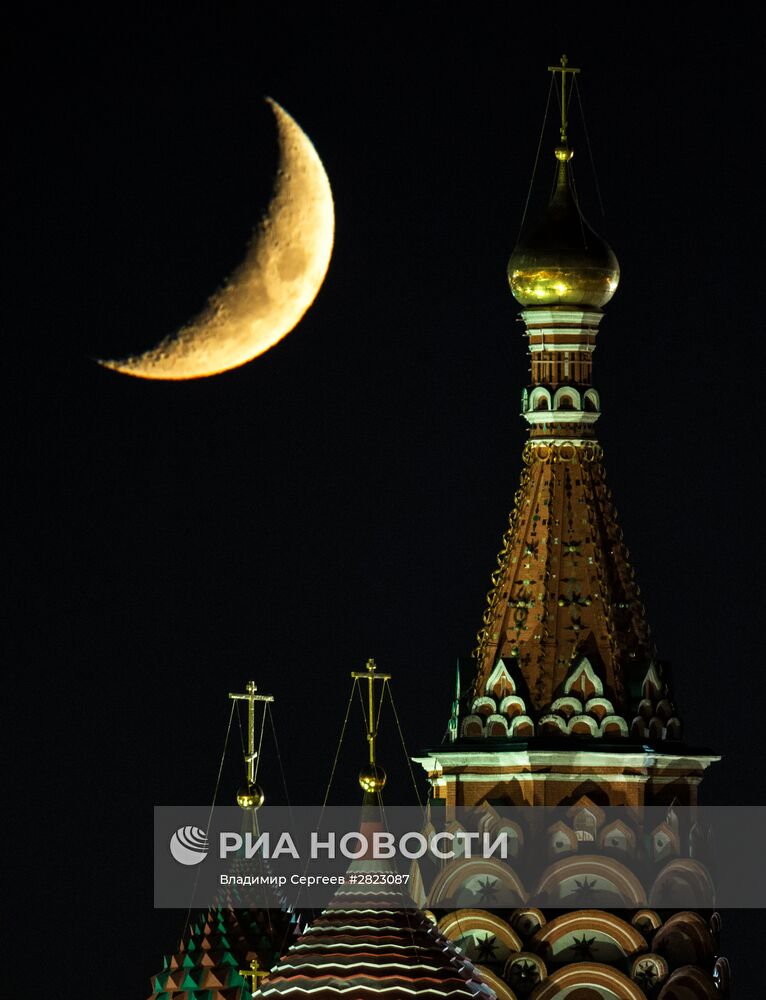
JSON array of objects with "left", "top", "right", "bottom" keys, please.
[{"left": 11, "top": 8, "right": 765, "bottom": 996}]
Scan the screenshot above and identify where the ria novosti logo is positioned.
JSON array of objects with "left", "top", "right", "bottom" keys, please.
[{"left": 169, "top": 826, "right": 209, "bottom": 865}]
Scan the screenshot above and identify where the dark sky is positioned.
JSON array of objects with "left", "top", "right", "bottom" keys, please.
[{"left": 10, "top": 7, "right": 765, "bottom": 996}]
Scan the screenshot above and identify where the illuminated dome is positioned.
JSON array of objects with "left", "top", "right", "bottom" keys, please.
[{"left": 508, "top": 148, "right": 619, "bottom": 308}]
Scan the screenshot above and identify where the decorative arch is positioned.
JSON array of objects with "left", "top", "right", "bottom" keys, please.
[
  {"left": 511, "top": 908, "right": 546, "bottom": 939},
  {"left": 470, "top": 696, "right": 497, "bottom": 717},
  {"left": 485, "top": 659, "right": 517, "bottom": 700},
  {"left": 494, "top": 821, "right": 524, "bottom": 859},
  {"left": 599, "top": 715, "right": 629, "bottom": 737},
  {"left": 547, "top": 820, "right": 577, "bottom": 857},
  {"left": 485, "top": 713, "right": 510, "bottom": 737},
  {"left": 583, "top": 388, "right": 601, "bottom": 412},
  {"left": 529, "top": 386, "right": 552, "bottom": 411},
  {"left": 551, "top": 696, "right": 583, "bottom": 718},
  {"left": 631, "top": 953, "right": 669, "bottom": 990},
  {"left": 427, "top": 857, "right": 527, "bottom": 908},
  {"left": 631, "top": 909, "right": 663, "bottom": 934},
  {"left": 534, "top": 855, "right": 647, "bottom": 907},
  {"left": 651, "top": 911, "right": 715, "bottom": 970},
  {"left": 529, "top": 962, "right": 647, "bottom": 1000},
  {"left": 475, "top": 801, "right": 501, "bottom": 835},
  {"left": 510, "top": 714, "right": 535, "bottom": 736},
  {"left": 530, "top": 910, "right": 647, "bottom": 963},
  {"left": 657, "top": 965, "right": 719, "bottom": 999},
  {"left": 569, "top": 714, "right": 600, "bottom": 736},
  {"left": 474, "top": 964, "right": 518, "bottom": 1000},
  {"left": 566, "top": 795, "right": 606, "bottom": 828},
  {"left": 553, "top": 386, "right": 582, "bottom": 410},
  {"left": 641, "top": 662, "right": 664, "bottom": 700},
  {"left": 499, "top": 694, "right": 527, "bottom": 718},
  {"left": 461, "top": 715, "right": 484, "bottom": 738},
  {"left": 437, "top": 909, "right": 522, "bottom": 969},
  {"left": 665, "top": 717, "right": 682, "bottom": 739},
  {"left": 600, "top": 819, "right": 636, "bottom": 855},
  {"left": 713, "top": 956, "right": 731, "bottom": 997},
  {"left": 476, "top": 807, "right": 524, "bottom": 858},
  {"left": 572, "top": 808, "right": 599, "bottom": 844},
  {"left": 649, "top": 821, "right": 680, "bottom": 863},
  {"left": 504, "top": 953, "right": 547, "bottom": 995},
  {"left": 539, "top": 713, "right": 568, "bottom": 735},
  {"left": 438, "top": 908, "right": 521, "bottom": 945},
  {"left": 583, "top": 697, "right": 615, "bottom": 720},
  {"left": 564, "top": 657, "right": 604, "bottom": 699},
  {"left": 649, "top": 860, "right": 716, "bottom": 909}
]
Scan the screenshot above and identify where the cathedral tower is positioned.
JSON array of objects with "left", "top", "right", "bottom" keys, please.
[
  {"left": 411, "top": 59, "right": 728, "bottom": 999},
  {"left": 417, "top": 58, "right": 718, "bottom": 811}
]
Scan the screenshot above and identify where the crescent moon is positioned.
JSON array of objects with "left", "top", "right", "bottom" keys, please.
[{"left": 100, "top": 99, "right": 334, "bottom": 380}]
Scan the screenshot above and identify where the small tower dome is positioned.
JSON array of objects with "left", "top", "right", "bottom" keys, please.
[{"left": 508, "top": 147, "right": 620, "bottom": 309}]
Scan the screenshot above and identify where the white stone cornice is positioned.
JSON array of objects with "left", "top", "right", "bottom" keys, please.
[
  {"left": 524, "top": 410, "right": 600, "bottom": 425},
  {"left": 412, "top": 750, "right": 721, "bottom": 771},
  {"left": 433, "top": 772, "right": 704, "bottom": 784},
  {"left": 528, "top": 341, "right": 597, "bottom": 352},
  {"left": 520, "top": 308, "right": 604, "bottom": 327}
]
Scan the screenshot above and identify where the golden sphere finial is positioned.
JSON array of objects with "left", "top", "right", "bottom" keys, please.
[
  {"left": 555, "top": 146, "right": 573, "bottom": 162},
  {"left": 358, "top": 763, "right": 387, "bottom": 793},
  {"left": 237, "top": 781, "right": 265, "bottom": 810}
]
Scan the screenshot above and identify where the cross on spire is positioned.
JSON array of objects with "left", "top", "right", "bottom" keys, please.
[
  {"left": 351, "top": 658, "right": 391, "bottom": 766},
  {"left": 239, "top": 957, "right": 269, "bottom": 995},
  {"left": 229, "top": 681, "right": 274, "bottom": 784},
  {"left": 547, "top": 53, "right": 580, "bottom": 145}
]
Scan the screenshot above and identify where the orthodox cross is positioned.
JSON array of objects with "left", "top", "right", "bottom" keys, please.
[
  {"left": 351, "top": 658, "right": 391, "bottom": 766},
  {"left": 229, "top": 681, "right": 274, "bottom": 783},
  {"left": 547, "top": 53, "right": 580, "bottom": 145},
  {"left": 239, "top": 956, "right": 269, "bottom": 995}
]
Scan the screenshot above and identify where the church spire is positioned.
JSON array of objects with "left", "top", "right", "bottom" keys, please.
[
  {"left": 462, "top": 60, "right": 679, "bottom": 743},
  {"left": 229, "top": 680, "right": 274, "bottom": 809},
  {"left": 351, "top": 657, "right": 390, "bottom": 795}
]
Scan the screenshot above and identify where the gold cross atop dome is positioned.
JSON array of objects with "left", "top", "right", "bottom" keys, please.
[
  {"left": 239, "top": 957, "right": 269, "bottom": 995},
  {"left": 229, "top": 680, "right": 274, "bottom": 809},
  {"left": 351, "top": 657, "right": 391, "bottom": 793},
  {"left": 547, "top": 53, "right": 580, "bottom": 147}
]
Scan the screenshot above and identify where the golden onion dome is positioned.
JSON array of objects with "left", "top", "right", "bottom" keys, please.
[{"left": 508, "top": 148, "right": 619, "bottom": 309}]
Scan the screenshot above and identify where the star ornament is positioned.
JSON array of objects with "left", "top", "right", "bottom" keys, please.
[
  {"left": 571, "top": 933, "right": 597, "bottom": 959},
  {"left": 508, "top": 959, "right": 540, "bottom": 986},
  {"left": 567, "top": 875, "right": 598, "bottom": 900},
  {"left": 474, "top": 934, "right": 498, "bottom": 962},
  {"left": 473, "top": 876, "right": 500, "bottom": 903},
  {"left": 635, "top": 962, "right": 658, "bottom": 986}
]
